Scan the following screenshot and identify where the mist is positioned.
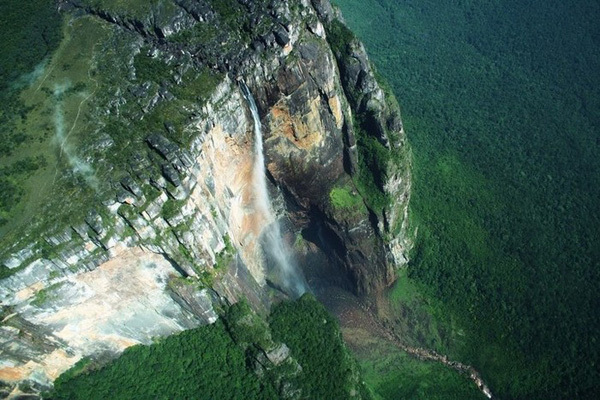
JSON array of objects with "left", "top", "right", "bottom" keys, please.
[
  {"left": 53, "top": 83, "right": 98, "bottom": 189},
  {"left": 240, "top": 82, "right": 308, "bottom": 298}
]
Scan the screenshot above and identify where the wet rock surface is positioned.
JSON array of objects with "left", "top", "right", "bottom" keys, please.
[{"left": 1, "top": 0, "right": 411, "bottom": 395}]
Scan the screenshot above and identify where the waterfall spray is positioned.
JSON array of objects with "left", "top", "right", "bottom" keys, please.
[
  {"left": 53, "top": 84, "right": 98, "bottom": 188},
  {"left": 240, "top": 82, "right": 307, "bottom": 297}
]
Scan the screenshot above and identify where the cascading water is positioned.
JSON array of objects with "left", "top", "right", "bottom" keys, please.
[{"left": 240, "top": 82, "right": 307, "bottom": 297}]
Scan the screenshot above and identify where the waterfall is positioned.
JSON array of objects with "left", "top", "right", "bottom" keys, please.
[{"left": 240, "top": 82, "right": 307, "bottom": 297}]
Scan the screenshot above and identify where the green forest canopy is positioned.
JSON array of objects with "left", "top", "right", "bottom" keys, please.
[{"left": 335, "top": 0, "right": 600, "bottom": 399}]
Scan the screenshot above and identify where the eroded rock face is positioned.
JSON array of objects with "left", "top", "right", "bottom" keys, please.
[
  {"left": 240, "top": 6, "right": 412, "bottom": 295},
  {"left": 0, "top": 246, "right": 215, "bottom": 386},
  {"left": 1, "top": 0, "right": 411, "bottom": 394},
  {"left": 255, "top": 44, "right": 387, "bottom": 294}
]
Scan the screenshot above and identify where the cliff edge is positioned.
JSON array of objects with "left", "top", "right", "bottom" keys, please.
[{"left": 0, "top": 0, "right": 411, "bottom": 395}]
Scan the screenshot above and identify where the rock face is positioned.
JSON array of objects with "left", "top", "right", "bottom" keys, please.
[{"left": 0, "top": 0, "right": 411, "bottom": 395}]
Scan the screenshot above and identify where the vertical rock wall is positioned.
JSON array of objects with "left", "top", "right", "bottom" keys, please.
[{"left": 0, "top": 0, "right": 412, "bottom": 394}]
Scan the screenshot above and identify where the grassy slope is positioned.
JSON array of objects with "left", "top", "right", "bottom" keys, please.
[
  {"left": 0, "top": 4, "right": 222, "bottom": 268},
  {"left": 1, "top": 17, "right": 109, "bottom": 239},
  {"left": 335, "top": 0, "right": 600, "bottom": 398},
  {"left": 0, "top": 0, "right": 62, "bottom": 231}
]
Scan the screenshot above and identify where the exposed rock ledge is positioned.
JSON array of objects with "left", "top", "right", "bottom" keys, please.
[
  {"left": 1, "top": 246, "right": 216, "bottom": 387},
  {"left": 1, "top": 0, "right": 412, "bottom": 395}
]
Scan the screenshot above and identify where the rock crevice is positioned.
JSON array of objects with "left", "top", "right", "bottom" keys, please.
[{"left": 0, "top": 0, "right": 411, "bottom": 394}]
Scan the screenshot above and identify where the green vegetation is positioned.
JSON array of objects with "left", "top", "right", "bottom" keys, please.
[
  {"left": 31, "top": 282, "right": 63, "bottom": 307},
  {"left": 343, "top": 269, "right": 483, "bottom": 399},
  {"left": 51, "top": 319, "right": 273, "bottom": 399},
  {"left": 0, "top": 156, "right": 47, "bottom": 224},
  {"left": 160, "top": 198, "right": 185, "bottom": 221},
  {"left": 79, "top": 0, "right": 179, "bottom": 22},
  {"left": 168, "top": 23, "right": 219, "bottom": 46},
  {"left": 0, "top": 266, "right": 13, "bottom": 280},
  {"left": 206, "top": 0, "right": 247, "bottom": 29},
  {"left": 336, "top": 0, "right": 600, "bottom": 398},
  {"left": 325, "top": 20, "right": 396, "bottom": 214},
  {"left": 0, "top": 0, "right": 61, "bottom": 101},
  {"left": 194, "top": 236, "right": 235, "bottom": 287},
  {"left": 171, "top": 68, "right": 222, "bottom": 104},
  {"left": 223, "top": 301, "right": 273, "bottom": 351},
  {"left": 52, "top": 358, "right": 94, "bottom": 383},
  {"left": 269, "top": 294, "right": 371, "bottom": 399},
  {"left": 0, "top": 0, "right": 62, "bottom": 225},
  {"left": 0, "top": 6, "right": 223, "bottom": 264},
  {"left": 386, "top": 269, "right": 457, "bottom": 353},
  {"left": 50, "top": 295, "right": 369, "bottom": 399},
  {"left": 133, "top": 50, "right": 172, "bottom": 83},
  {"left": 330, "top": 183, "right": 365, "bottom": 211},
  {"left": 214, "top": 235, "right": 234, "bottom": 270},
  {"left": 0, "top": 14, "right": 109, "bottom": 249},
  {"left": 325, "top": 19, "right": 356, "bottom": 59},
  {"left": 358, "top": 338, "right": 485, "bottom": 400},
  {"left": 352, "top": 120, "right": 391, "bottom": 212},
  {"left": 118, "top": 49, "right": 222, "bottom": 150}
]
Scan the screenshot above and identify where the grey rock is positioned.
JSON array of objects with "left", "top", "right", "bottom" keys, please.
[
  {"left": 147, "top": 133, "right": 180, "bottom": 162},
  {"left": 162, "top": 164, "right": 181, "bottom": 187},
  {"left": 266, "top": 343, "right": 291, "bottom": 366},
  {"left": 85, "top": 211, "right": 105, "bottom": 236},
  {"left": 274, "top": 26, "right": 290, "bottom": 46},
  {"left": 117, "top": 188, "right": 136, "bottom": 205},
  {"left": 310, "top": 0, "right": 336, "bottom": 23},
  {"left": 1, "top": 0, "right": 411, "bottom": 388},
  {"left": 71, "top": 224, "right": 90, "bottom": 241},
  {"left": 3, "top": 244, "right": 36, "bottom": 270},
  {"left": 121, "top": 176, "right": 144, "bottom": 198}
]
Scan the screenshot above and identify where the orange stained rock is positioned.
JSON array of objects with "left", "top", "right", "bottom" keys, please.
[
  {"left": 269, "top": 102, "right": 322, "bottom": 150},
  {"left": 0, "top": 367, "right": 26, "bottom": 382}
]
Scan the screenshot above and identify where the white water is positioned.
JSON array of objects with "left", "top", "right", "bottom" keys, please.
[{"left": 240, "top": 82, "right": 307, "bottom": 297}]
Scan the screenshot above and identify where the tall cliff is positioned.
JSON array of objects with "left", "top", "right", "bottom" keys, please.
[{"left": 0, "top": 0, "right": 411, "bottom": 394}]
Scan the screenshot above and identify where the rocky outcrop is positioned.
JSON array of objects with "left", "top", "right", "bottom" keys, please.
[
  {"left": 62, "top": 0, "right": 200, "bottom": 39},
  {"left": 0, "top": 0, "right": 411, "bottom": 395},
  {"left": 240, "top": 1, "right": 412, "bottom": 294}
]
